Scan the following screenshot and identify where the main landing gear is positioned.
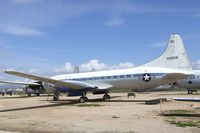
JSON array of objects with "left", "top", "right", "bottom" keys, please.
[
  {"left": 79, "top": 93, "right": 110, "bottom": 103},
  {"left": 79, "top": 96, "right": 88, "bottom": 103},
  {"left": 103, "top": 94, "right": 111, "bottom": 100},
  {"left": 52, "top": 90, "right": 110, "bottom": 103},
  {"left": 53, "top": 91, "right": 59, "bottom": 101},
  {"left": 79, "top": 91, "right": 88, "bottom": 103}
]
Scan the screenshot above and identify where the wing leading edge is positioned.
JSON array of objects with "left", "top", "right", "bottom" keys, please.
[{"left": 4, "top": 71, "right": 99, "bottom": 90}]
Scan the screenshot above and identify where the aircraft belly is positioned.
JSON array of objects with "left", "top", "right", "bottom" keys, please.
[
  {"left": 177, "top": 80, "right": 200, "bottom": 88},
  {"left": 56, "top": 87, "right": 69, "bottom": 93},
  {"left": 105, "top": 79, "right": 165, "bottom": 90}
]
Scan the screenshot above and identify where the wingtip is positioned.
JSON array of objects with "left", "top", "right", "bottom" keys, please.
[
  {"left": 4, "top": 70, "right": 8, "bottom": 73},
  {"left": 4, "top": 70, "right": 15, "bottom": 74}
]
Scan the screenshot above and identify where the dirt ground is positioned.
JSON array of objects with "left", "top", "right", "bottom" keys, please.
[{"left": 0, "top": 91, "right": 200, "bottom": 133}]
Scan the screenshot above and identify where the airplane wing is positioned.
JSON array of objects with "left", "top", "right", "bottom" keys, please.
[
  {"left": 4, "top": 71, "right": 102, "bottom": 90},
  {"left": 0, "top": 80, "right": 40, "bottom": 86}
]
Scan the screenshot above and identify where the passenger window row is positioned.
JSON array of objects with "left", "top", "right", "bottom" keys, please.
[
  {"left": 72, "top": 74, "right": 134, "bottom": 81},
  {"left": 67, "top": 73, "right": 164, "bottom": 81}
]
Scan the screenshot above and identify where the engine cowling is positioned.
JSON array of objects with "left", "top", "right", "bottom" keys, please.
[{"left": 26, "top": 82, "right": 46, "bottom": 94}]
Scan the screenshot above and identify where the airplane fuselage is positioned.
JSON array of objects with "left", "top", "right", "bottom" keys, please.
[
  {"left": 176, "top": 70, "right": 200, "bottom": 89},
  {"left": 51, "top": 66, "right": 192, "bottom": 92}
]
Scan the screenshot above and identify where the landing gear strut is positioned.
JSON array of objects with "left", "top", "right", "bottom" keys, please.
[
  {"left": 79, "top": 91, "right": 88, "bottom": 103},
  {"left": 53, "top": 91, "right": 59, "bottom": 101},
  {"left": 187, "top": 89, "right": 197, "bottom": 94}
]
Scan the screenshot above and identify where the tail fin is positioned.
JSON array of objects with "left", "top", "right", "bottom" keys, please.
[{"left": 141, "top": 34, "right": 192, "bottom": 70}]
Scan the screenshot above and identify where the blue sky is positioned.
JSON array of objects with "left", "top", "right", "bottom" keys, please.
[{"left": 0, "top": 0, "right": 200, "bottom": 80}]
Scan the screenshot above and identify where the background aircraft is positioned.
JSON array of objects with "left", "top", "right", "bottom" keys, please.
[
  {"left": 0, "top": 80, "right": 45, "bottom": 96},
  {"left": 0, "top": 34, "right": 194, "bottom": 103},
  {"left": 0, "top": 66, "right": 80, "bottom": 97}
]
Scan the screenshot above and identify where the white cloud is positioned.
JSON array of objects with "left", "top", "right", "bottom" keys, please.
[
  {"left": 55, "top": 59, "right": 134, "bottom": 74},
  {"left": 0, "top": 24, "right": 44, "bottom": 36},
  {"left": 80, "top": 60, "right": 109, "bottom": 72},
  {"left": 55, "top": 62, "right": 74, "bottom": 73}
]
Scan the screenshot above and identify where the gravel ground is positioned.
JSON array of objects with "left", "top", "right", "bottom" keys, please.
[{"left": 0, "top": 92, "right": 200, "bottom": 133}]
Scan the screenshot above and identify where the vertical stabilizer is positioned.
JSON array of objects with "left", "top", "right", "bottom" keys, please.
[{"left": 141, "top": 34, "right": 192, "bottom": 70}]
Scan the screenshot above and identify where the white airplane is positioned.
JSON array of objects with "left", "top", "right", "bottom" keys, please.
[{"left": 0, "top": 34, "right": 194, "bottom": 102}]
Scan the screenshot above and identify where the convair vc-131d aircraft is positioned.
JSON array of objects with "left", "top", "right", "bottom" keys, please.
[{"left": 1, "top": 34, "right": 194, "bottom": 103}]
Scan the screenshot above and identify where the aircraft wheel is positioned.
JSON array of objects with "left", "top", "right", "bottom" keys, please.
[
  {"left": 84, "top": 96, "right": 88, "bottom": 102},
  {"left": 79, "top": 96, "right": 86, "bottom": 103},
  {"left": 2, "top": 93, "right": 5, "bottom": 96},
  {"left": 103, "top": 94, "right": 110, "bottom": 100},
  {"left": 53, "top": 95, "right": 59, "bottom": 101},
  {"left": 36, "top": 93, "right": 40, "bottom": 96},
  {"left": 188, "top": 90, "right": 193, "bottom": 94}
]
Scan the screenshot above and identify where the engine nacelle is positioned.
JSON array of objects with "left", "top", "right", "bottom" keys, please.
[
  {"left": 26, "top": 82, "right": 46, "bottom": 94},
  {"left": 28, "top": 85, "right": 44, "bottom": 90}
]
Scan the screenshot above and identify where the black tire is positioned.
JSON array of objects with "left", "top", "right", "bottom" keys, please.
[
  {"left": 84, "top": 97, "right": 88, "bottom": 102},
  {"left": 103, "top": 94, "right": 110, "bottom": 100},
  {"left": 36, "top": 93, "right": 40, "bottom": 96},
  {"left": 79, "top": 97, "right": 85, "bottom": 103},
  {"left": 28, "top": 93, "right": 31, "bottom": 97},
  {"left": 53, "top": 96, "right": 59, "bottom": 101},
  {"left": 188, "top": 90, "right": 192, "bottom": 94},
  {"left": 107, "top": 94, "right": 111, "bottom": 99}
]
